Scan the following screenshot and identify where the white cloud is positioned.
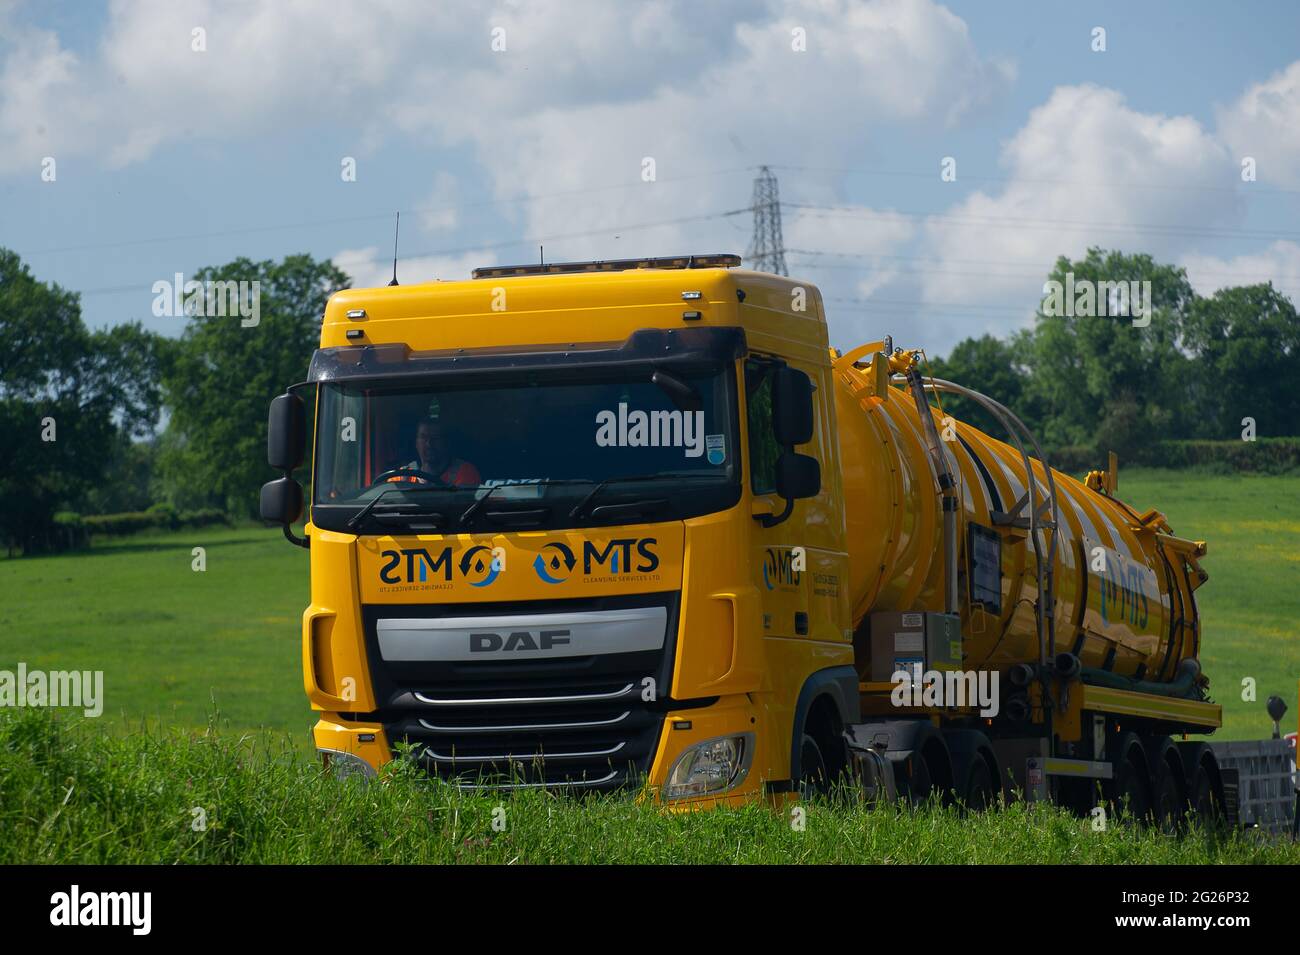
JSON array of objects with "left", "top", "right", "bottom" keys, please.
[
  {"left": 1181, "top": 240, "right": 1300, "bottom": 299},
  {"left": 417, "top": 172, "right": 462, "bottom": 233},
  {"left": 333, "top": 246, "right": 492, "bottom": 290},
  {"left": 389, "top": 0, "right": 1013, "bottom": 343},
  {"left": 2, "top": 0, "right": 1013, "bottom": 350},
  {"left": 904, "top": 84, "right": 1238, "bottom": 348},
  {"left": 0, "top": 26, "right": 88, "bottom": 173},
  {"left": 0, "top": 0, "right": 766, "bottom": 175},
  {"left": 1218, "top": 61, "right": 1300, "bottom": 188}
]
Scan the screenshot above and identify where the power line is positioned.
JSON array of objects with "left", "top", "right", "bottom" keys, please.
[
  {"left": 16, "top": 166, "right": 751, "bottom": 259},
  {"left": 783, "top": 202, "right": 1300, "bottom": 243},
  {"left": 785, "top": 251, "right": 1300, "bottom": 288},
  {"left": 768, "top": 163, "right": 1300, "bottom": 199},
  {"left": 73, "top": 205, "right": 752, "bottom": 297},
  {"left": 324, "top": 207, "right": 751, "bottom": 271}
]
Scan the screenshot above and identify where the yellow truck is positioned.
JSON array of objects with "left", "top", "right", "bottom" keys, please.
[{"left": 260, "top": 253, "right": 1296, "bottom": 830}]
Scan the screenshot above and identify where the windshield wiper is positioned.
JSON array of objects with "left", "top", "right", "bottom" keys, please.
[
  {"left": 346, "top": 484, "right": 459, "bottom": 531},
  {"left": 568, "top": 472, "right": 723, "bottom": 520},
  {"left": 459, "top": 480, "right": 591, "bottom": 525},
  {"left": 369, "top": 503, "right": 448, "bottom": 531},
  {"left": 651, "top": 368, "right": 703, "bottom": 411}
]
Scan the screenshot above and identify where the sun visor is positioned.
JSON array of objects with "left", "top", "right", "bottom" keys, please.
[{"left": 307, "top": 326, "right": 747, "bottom": 383}]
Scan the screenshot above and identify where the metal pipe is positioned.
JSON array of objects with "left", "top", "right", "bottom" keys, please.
[{"left": 905, "top": 367, "right": 959, "bottom": 615}]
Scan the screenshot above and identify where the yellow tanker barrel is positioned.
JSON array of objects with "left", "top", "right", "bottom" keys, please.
[{"left": 832, "top": 343, "right": 1205, "bottom": 691}]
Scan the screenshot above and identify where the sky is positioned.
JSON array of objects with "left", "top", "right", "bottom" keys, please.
[{"left": 3, "top": 0, "right": 1300, "bottom": 356}]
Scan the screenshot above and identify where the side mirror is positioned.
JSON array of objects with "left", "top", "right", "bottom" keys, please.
[
  {"left": 776, "top": 452, "right": 820, "bottom": 500},
  {"left": 260, "top": 476, "right": 304, "bottom": 525},
  {"left": 268, "top": 392, "right": 306, "bottom": 471},
  {"left": 772, "top": 367, "right": 814, "bottom": 446}
]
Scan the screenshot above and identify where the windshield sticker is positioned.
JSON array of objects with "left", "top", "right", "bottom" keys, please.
[
  {"left": 705, "top": 433, "right": 726, "bottom": 465},
  {"left": 478, "top": 478, "right": 545, "bottom": 500}
]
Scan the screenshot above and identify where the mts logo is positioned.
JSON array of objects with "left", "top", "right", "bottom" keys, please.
[
  {"left": 379, "top": 545, "right": 502, "bottom": 586},
  {"left": 1099, "top": 562, "right": 1150, "bottom": 628},
  {"left": 471, "top": 630, "right": 571, "bottom": 653},
  {"left": 380, "top": 547, "right": 452, "bottom": 584},
  {"left": 763, "top": 546, "right": 804, "bottom": 591},
  {"left": 582, "top": 538, "right": 659, "bottom": 575}
]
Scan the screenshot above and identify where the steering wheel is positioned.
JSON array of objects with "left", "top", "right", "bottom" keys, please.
[{"left": 370, "top": 466, "right": 448, "bottom": 488}]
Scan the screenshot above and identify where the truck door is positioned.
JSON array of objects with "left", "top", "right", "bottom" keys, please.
[{"left": 746, "top": 357, "right": 813, "bottom": 638}]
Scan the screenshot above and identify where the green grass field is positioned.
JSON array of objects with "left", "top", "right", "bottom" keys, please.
[
  {"left": 2, "top": 708, "right": 1295, "bottom": 864},
  {"left": 0, "top": 469, "right": 1296, "bottom": 740},
  {"left": 0, "top": 524, "right": 312, "bottom": 737},
  {"left": 0, "top": 469, "right": 1295, "bottom": 863},
  {"left": 1117, "top": 470, "right": 1300, "bottom": 739}
]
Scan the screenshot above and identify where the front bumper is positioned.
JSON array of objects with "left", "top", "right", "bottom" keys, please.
[{"left": 313, "top": 692, "right": 768, "bottom": 806}]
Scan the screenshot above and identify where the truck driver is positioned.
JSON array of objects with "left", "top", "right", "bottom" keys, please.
[{"left": 403, "top": 416, "right": 481, "bottom": 488}]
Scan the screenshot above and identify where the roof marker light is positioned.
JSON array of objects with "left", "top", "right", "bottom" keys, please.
[{"left": 472, "top": 253, "right": 740, "bottom": 280}]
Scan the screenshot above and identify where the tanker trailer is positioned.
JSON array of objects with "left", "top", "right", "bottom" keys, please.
[
  {"left": 834, "top": 342, "right": 1227, "bottom": 828},
  {"left": 257, "top": 253, "right": 1268, "bottom": 824}
]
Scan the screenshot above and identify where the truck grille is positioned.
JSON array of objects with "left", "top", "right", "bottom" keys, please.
[{"left": 361, "top": 594, "right": 678, "bottom": 791}]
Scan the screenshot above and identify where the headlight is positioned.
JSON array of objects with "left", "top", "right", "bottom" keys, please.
[
  {"left": 664, "top": 733, "right": 754, "bottom": 800},
  {"left": 319, "top": 748, "right": 376, "bottom": 781}
]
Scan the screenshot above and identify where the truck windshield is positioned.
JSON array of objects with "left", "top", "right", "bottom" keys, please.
[{"left": 311, "top": 364, "right": 740, "bottom": 532}]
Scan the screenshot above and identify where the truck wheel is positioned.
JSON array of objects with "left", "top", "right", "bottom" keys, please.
[
  {"left": 1152, "top": 761, "right": 1185, "bottom": 834},
  {"left": 963, "top": 757, "right": 995, "bottom": 812},
  {"left": 1148, "top": 742, "right": 1188, "bottom": 835},
  {"left": 1105, "top": 734, "right": 1152, "bottom": 824},
  {"left": 798, "top": 734, "right": 828, "bottom": 798},
  {"left": 897, "top": 750, "right": 935, "bottom": 807},
  {"left": 1190, "top": 758, "right": 1223, "bottom": 830}
]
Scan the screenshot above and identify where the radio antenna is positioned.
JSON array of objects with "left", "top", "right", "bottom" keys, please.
[{"left": 388, "top": 212, "right": 401, "bottom": 286}]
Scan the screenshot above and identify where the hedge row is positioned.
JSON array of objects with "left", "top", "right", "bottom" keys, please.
[
  {"left": 1046, "top": 438, "right": 1300, "bottom": 475},
  {"left": 53, "top": 505, "right": 230, "bottom": 540}
]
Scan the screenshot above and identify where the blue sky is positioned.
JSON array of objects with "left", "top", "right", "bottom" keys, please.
[{"left": 3, "top": 0, "right": 1300, "bottom": 355}]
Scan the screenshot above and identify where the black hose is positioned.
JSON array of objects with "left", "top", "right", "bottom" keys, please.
[{"left": 1080, "top": 658, "right": 1201, "bottom": 699}]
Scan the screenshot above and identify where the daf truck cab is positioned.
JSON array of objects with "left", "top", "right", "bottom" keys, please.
[{"left": 261, "top": 254, "right": 850, "bottom": 805}]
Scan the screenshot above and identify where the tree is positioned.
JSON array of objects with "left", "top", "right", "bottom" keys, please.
[
  {"left": 0, "top": 249, "right": 165, "bottom": 553},
  {"left": 1182, "top": 283, "right": 1300, "bottom": 439},
  {"left": 926, "top": 333, "right": 1035, "bottom": 439},
  {"left": 1021, "top": 248, "right": 1196, "bottom": 455},
  {"left": 159, "top": 255, "right": 348, "bottom": 515}
]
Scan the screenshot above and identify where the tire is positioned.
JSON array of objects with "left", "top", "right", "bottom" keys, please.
[
  {"left": 963, "top": 757, "right": 995, "bottom": 812},
  {"left": 1105, "top": 735, "right": 1152, "bottom": 823},
  {"left": 1151, "top": 758, "right": 1186, "bottom": 834},
  {"left": 797, "top": 733, "right": 828, "bottom": 799},
  {"left": 1190, "top": 758, "right": 1223, "bottom": 830},
  {"left": 897, "top": 748, "right": 935, "bottom": 807}
]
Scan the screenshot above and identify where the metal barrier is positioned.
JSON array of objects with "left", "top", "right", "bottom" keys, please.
[{"left": 1209, "top": 738, "right": 1298, "bottom": 836}]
